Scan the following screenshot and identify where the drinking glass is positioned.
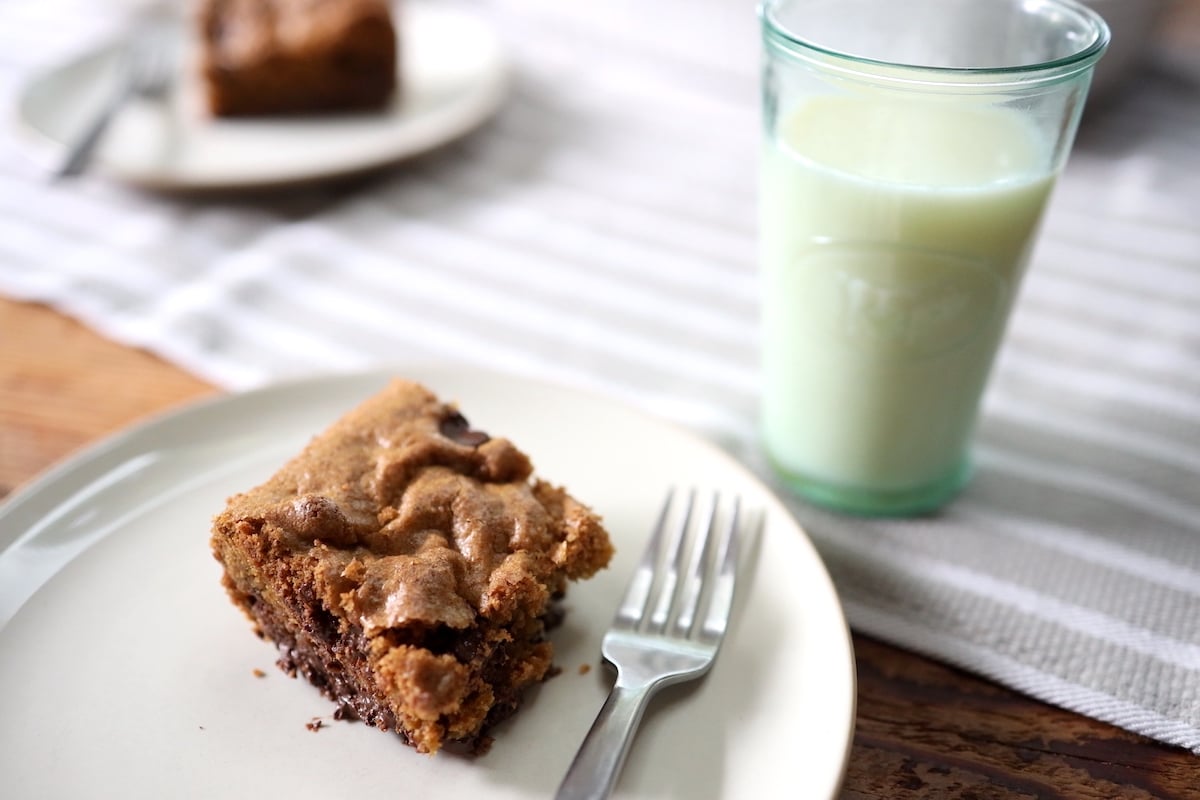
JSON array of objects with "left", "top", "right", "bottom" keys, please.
[{"left": 759, "top": 0, "right": 1109, "bottom": 515}]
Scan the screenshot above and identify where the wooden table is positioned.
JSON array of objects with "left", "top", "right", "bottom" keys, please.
[{"left": 1, "top": 295, "right": 1195, "bottom": 798}]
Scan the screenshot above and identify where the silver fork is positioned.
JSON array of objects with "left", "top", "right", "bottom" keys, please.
[
  {"left": 556, "top": 488, "right": 760, "bottom": 800},
  {"left": 54, "top": 18, "right": 175, "bottom": 180}
]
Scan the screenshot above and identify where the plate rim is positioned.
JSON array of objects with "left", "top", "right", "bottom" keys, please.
[
  {"left": 0, "top": 364, "right": 857, "bottom": 797},
  {"left": 11, "top": 0, "right": 511, "bottom": 191}
]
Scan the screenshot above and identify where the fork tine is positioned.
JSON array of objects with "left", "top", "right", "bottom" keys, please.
[
  {"left": 646, "top": 488, "right": 693, "bottom": 634},
  {"left": 672, "top": 492, "right": 717, "bottom": 638},
  {"left": 613, "top": 488, "right": 689, "bottom": 629},
  {"left": 131, "top": 25, "right": 173, "bottom": 96},
  {"left": 699, "top": 495, "right": 749, "bottom": 643}
]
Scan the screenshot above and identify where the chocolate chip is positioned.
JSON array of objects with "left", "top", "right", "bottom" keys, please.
[{"left": 439, "top": 411, "right": 490, "bottom": 447}]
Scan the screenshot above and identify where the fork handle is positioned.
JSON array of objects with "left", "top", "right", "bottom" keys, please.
[
  {"left": 54, "top": 63, "right": 133, "bottom": 180},
  {"left": 555, "top": 682, "right": 658, "bottom": 800}
]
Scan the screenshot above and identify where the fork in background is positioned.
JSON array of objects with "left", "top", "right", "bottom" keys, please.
[
  {"left": 53, "top": 16, "right": 176, "bottom": 180},
  {"left": 556, "top": 488, "right": 761, "bottom": 800}
]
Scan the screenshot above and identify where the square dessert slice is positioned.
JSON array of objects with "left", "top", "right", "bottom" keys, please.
[
  {"left": 198, "top": 0, "right": 398, "bottom": 116},
  {"left": 210, "top": 379, "right": 613, "bottom": 753}
]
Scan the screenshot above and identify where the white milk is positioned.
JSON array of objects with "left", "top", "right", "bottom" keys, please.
[{"left": 760, "top": 96, "right": 1056, "bottom": 503}]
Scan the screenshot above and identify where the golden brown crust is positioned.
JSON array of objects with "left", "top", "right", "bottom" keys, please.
[{"left": 211, "top": 378, "right": 613, "bottom": 754}]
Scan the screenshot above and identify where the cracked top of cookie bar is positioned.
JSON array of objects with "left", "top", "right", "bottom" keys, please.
[
  {"left": 215, "top": 378, "right": 613, "bottom": 633},
  {"left": 201, "top": 0, "right": 395, "bottom": 65}
]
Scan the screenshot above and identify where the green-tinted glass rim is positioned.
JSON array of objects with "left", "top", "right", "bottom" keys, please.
[{"left": 760, "top": 0, "right": 1111, "bottom": 84}]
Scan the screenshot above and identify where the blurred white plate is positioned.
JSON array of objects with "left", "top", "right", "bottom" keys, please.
[
  {"left": 15, "top": 1, "right": 508, "bottom": 190},
  {"left": 0, "top": 366, "right": 855, "bottom": 799}
]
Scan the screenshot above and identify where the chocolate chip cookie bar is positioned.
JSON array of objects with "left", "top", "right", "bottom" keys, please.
[
  {"left": 210, "top": 379, "right": 613, "bottom": 753},
  {"left": 198, "top": 0, "right": 398, "bottom": 116}
]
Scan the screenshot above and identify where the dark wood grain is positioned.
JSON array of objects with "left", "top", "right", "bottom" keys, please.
[
  {"left": 848, "top": 637, "right": 1195, "bottom": 799},
  {"left": 0, "top": 296, "right": 1195, "bottom": 797}
]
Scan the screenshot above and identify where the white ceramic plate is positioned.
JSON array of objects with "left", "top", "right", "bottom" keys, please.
[
  {"left": 15, "top": 1, "right": 508, "bottom": 190},
  {"left": 0, "top": 367, "right": 855, "bottom": 799}
]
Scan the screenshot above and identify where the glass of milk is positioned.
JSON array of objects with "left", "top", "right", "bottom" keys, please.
[{"left": 759, "top": 0, "right": 1109, "bottom": 515}]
